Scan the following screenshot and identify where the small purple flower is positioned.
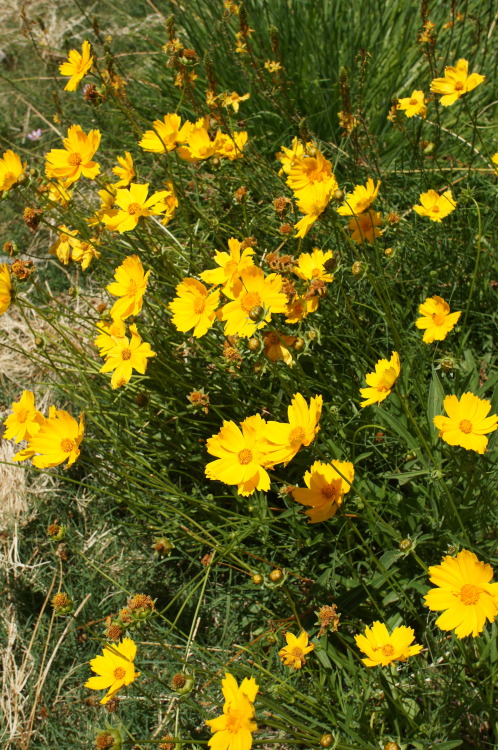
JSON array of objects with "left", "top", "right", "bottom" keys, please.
[{"left": 27, "top": 128, "right": 43, "bottom": 142}]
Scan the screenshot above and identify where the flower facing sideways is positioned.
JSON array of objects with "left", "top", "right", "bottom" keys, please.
[
  {"left": 169, "top": 278, "right": 220, "bottom": 338},
  {"left": 355, "top": 622, "right": 422, "bottom": 667},
  {"left": 100, "top": 324, "right": 156, "bottom": 389},
  {"left": 85, "top": 638, "right": 139, "bottom": 705},
  {"left": 0, "top": 149, "right": 26, "bottom": 192},
  {"left": 430, "top": 58, "right": 485, "bottom": 106},
  {"left": 415, "top": 295, "right": 461, "bottom": 343},
  {"left": 279, "top": 631, "right": 314, "bottom": 669},
  {"left": 26, "top": 409, "right": 84, "bottom": 469},
  {"left": 102, "top": 183, "right": 171, "bottom": 233},
  {"left": 49, "top": 226, "right": 81, "bottom": 265},
  {"left": 424, "top": 549, "right": 498, "bottom": 638},
  {"left": 264, "top": 393, "right": 322, "bottom": 467},
  {"left": 112, "top": 151, "right": 136, "bottom": 187},
  {"left": 263, "top": 331, "right": 296, "bottom": 367},
  {"left": 139, "top": 113, "right": 193, "bottom": 153},
  {"left": 337, "top": 178, "right": 381, "bottom": 216},
  {"left": 45, "top": 125, "right": 100, "bottom": 186},
  {"left": 360, "top": 352, "right": 400, "bottom": 407},
  {"left": 397, "top": 90, "right": 427, "bottom": 118},
  {"left": 413, "top": 190, "right": 456, "bottom": 222},
  {"left": 206, "top": 673, "right": 258, "bottom": 750},
  {"left": 3, "top": 390, "right": 44, "bottom": 443},
  {"left": 0, "top": 264, "right": 12, "bottom": 316},
  {"left": 59, "top": 40, "right": 93, "bottom": 91},
  {"left": 107, "top": 255, "right": 150, "bottom": 321},
  {"left": 348, "top": 210, "right": 382, "bottom": 244},
  {"left": 433, "top": 392, "right": 498, "bottom": 454},
  {"left": 292, "top": 460, "right": 354, "bottom": 523}
]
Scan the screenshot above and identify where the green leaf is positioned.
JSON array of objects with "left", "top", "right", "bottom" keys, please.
[{"left": 427, "top": 368, "right": 445, "bottom": 438}]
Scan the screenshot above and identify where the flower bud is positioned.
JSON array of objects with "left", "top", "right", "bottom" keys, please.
[
  {"left": 248, "top": 337, "right": 261, "bottom": 352},
  {"left": 351, "top": 261, "right": 365, "bottom": 277},
  {"left": 333, "top": 189, "right": 344, "bottom": 202},
  {"left": 399, "top": 538, "right": 412, "bottom": 551},
  {"left": 153, "top": 537, "right": 174, "bottom": 556},
  {"left": 251, "top": 573, "right": 263, "bottom": 585},
  {"left": 320, "top": 734, "right": 334, "bottom": 748},
  {"left": 16, "top": 172, "right": 29, "bottom": 186},
  {"left": 293, "top": 337, "right": 305, "bottom": 352},
  {"left": 384, "top": 247, "right": 394, "bottom": 257},
  {"left": 269, "top": 568, "right": 283, "bottom": 582},
  {"left": 249, "top": 305, "right": 264, "bottom": 322},
  {"left": 266, "top": 632, "right": 277, "bottom": 645},
  {"left": 170, "top": 671, "right": 194, "bottom": 695},
  {"left": 383, "top": 743, "right": 400, "bottom": 750}
]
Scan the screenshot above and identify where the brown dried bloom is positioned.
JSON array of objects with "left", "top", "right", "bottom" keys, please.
[
  {"left": 241, "top": 236, "right": 257, "bottom": 249},
  {"left": 316, "top": 604, "right": 340, "bottom": 637},
  {"left": 105, "top": 623, "right": 125, "bottom": 641},
  {"left": 128, "top": 594, "right": 155, "bottom": 612},
  {"left": 387, "top": 212, "right": 400, "bottom": 225},
  {"left": 52, "top": 593, "right": 70, "bottom": 609},
  {"left": 95, "top": 732, "right": 114, "bottom": 749},
  {"left": 234, "top": 186, "right": 248, "bottom": 203},
  {"left": 279, "top": 223, "right": 293, "bottom": 235},
  {"left": 105, "top": 697, "right": 120, "bottom": 713},
  {"left": 47, "top": 522, "right": 62, "bottom": 538},
  {"left": 304, "top": 278, "right": 327, "bottom": 299},
  {"left": 281, "top": 279, "right": 297, "bottom": 300},
  {"left": 23, "top": 207, "right": 43, "bottom": 230},
  {"left": 201, "top": 551, "right": 214, "bottom": 566},
  {"left": 159, "top": 734, "right": 175, "bottom": 750},
  {"left": 273, "top": 196, "right": 292, "bottom": 216},
  {"left": 223, "top": 340, "right": 242, "bottom": 366},
  {"left": 83, "top": 83, "right": 103, "bottom": 103},
  {"left": 119, "top": 607, "right": 133, "bottom": 625},
  {"left": 3, "top": 241, "right": 17, "bottom": 256},
  {"left": 11, "top": 259, "right": 35, "bottom": 280},
  {"left": 188, "top": 390, "right": 210, "bottom": 414}
]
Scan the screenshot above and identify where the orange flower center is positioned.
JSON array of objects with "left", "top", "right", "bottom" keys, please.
[
  {"left": 382, "top": 644, "right": 395, "bottom": 657},
  {"left": 127, "top": 202, "right": 142, "bottom": 215},
  {"left": 60, "top": 234, "right": 68, "bottom": 243},
  {"left": 409, "top": 98, "right": 418, "bottom": 105},
  {"left": 16, "top": 407, "right": 28, "bottom": 423},
  {"left": 321, "top": 484, "right": 337, "bottom": 500},
  {"left": 3, "top": 171, "right": 15, "bottom": 183},
  {"left": 121, "top": 348, "right": 132, "bottom": 360},
  {"left": 113, "top": 666, "right": 127, "bottom": 680},
  {"left": 432, "top": 313, "right": 446, "bottom": 326},
  {"left": 289, "top": 426, "right": 306, "bottom": 444},
  {"left": 459, "top": 583, "right": 480, "bottom": 605},
  {"left": 225, "top": 709, "right": 246, "bottom": 734},
  {"left": 312, "top": 268, "right": 321, "bottom": 278},
  {"left": 68, "top": 152, "right": 83, "bottom": 166},
  {"left": 193, "top": 296, "right": 206, "bottom": 315},
  {"left": 241, "top": 291, "right": 262, "bottom": 312},
  {"left": 454, "top": 81, "right": 464, "bottom": 91},
  {"left": 431, "top": 205, "right": 440, "bottom": 213},
  {"left": 238, "top": 448, "right": 253, "bottom": 465},
  {"left": 459, "top": 419, "right": 473, "bottom": 434},
  {"left": 128, "top": 280, "right": 138, "bottom": 295},
  {"left": 61, "top": 437, "right": 75, "bottom": 453},
  {"left": 291, "top": 646, "right": 304, "bottom": 658}
]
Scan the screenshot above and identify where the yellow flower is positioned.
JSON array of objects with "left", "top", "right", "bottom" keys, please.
[
  {"left": 360, "top": 352, "right": 400, "bottom": 407},
  {"left": 206, "top": 415, "right": 271, "bottom": 496},
  {"left": 59, "top": 40, "right": 93, "bottom": 91},
  {"left": 45, "top": 181, "right": 72, "bottom": 205},
  {"left": 264, "top": 60, "right": 282, "bottom": 73},
  {"left": 292, "top": 460, "right": 354, "bottom": 523},
  {"left": 337, "top": 178, "right": 381, "bottom": 216},
  {"left": 293, "top": 248, "right": 334, "bottom": 282},
  {"left": 102, "top": 182, "right": 171, "bottom": 233},
  {"left": 154, "top": 181, "right": 178, "bottom": 226},
  {"left": 263, "top": 331, "right": 296, "bottom": 367},
  {"left": 433, "top": 392, "right": 498, "bottom": 454},
  {"left": 221, "top": 91, "right": 250, "bottom": 113},
  {"left": 348, "top": 210, "right": 382, "bottom": 243},
  {"left": 200, "top": 238, "right": 255, "bottom": 296},
  {"left": 88, "top": 186, "right": 118, "bottom": 226},
  {"left": 284, "top": 295, "right": 317, "bottom": 324},
  {"left": 27, "top": 409, "right": 84, "bottom": 469},
  {"left": 221, "top": 267, "right": 287, "bottom": 338},
  {"left": 49, "top": 226, "right": 81, "bottom": 265},
  {"left": 424, "top": 549, "right": 498, "bottom": 638},
  {"left": 45, "top": 124, "right": 100, "bottom": 186},
  {"left": 139, "top": 113, "right": 192, "bottom": 153},
  {"left": 276, "top": 137, "right": 312, "bottom": 175},
  {"left": 85, "top": 638, "right": 139, "bottom": 705},
  {"left": 0, "top": 149, "right": 27, "bottom": 191},
  {"left": 413, "top": 189, "right": 456, "bottom": 222},
  {"left": 176, "top": 119, "right": 217, "bottom": 162},
  {"left": 70, "top": 239, "right": 101, "bottom": 271},
  {"left": 0, "top": 263, "right": 12, "bottom": 316},
  {"left": 294, "top": 180, "right": 336, "bottom": 238},
  {"left": 3, "top": 390, "right": 44, "bottom": 443},
  {"left": 112, "top": 151, "right": 136, "bottom": 187},
  {"left": 278, "top": 631, "right": 314, "bottom": 669},
  {"left": 100, "top": 324, "right": 156, "bottom": 389},
  {"left": 169, "top": 278, "right": 220, "bottom": 338},
  {"left": 397, "top": 90, "right": 427, "bottom": 118},
  {"left": 355, "top": 622, "right": 422, "bottom": 667},
  {"left": 94, "top": 318, "right": 127, "bottom": 356},
  {"left": 214, "top": 131, "right": 248, "bottom": 161},
  {"left": 264, "top": 393, "right": 322, "bottom": 467},
  {"left": 492, "top": 152, "right": 498, "bottom": 174},
  {"left": 415, "top": 295, "right": 461, "bottom": 343},
  {"left": 430, "top": 58, "right": 485, "bottom": 106},
  {"left": 287, "top": 151, "right": 336, "bottom": 194},
  {"left": 206, "top": 673, "right": 258, "bottom": 750},
  {"left": 107, "top": 255, "right": 150, "bottom": 321}
]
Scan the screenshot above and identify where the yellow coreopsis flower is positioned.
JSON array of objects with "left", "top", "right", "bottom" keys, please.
[
  {"left": 221, "top": 266, "right": 287, "bottom": 338},
  {"left": 70, "top": 238, "right": 101, "bottom": 270},
  {"left": 430, "top": 58, "right": 485, "bottom": 106},
  {"left": 292, "top": 460, "right": 354, "bottom": 523},
  {"left": 337, "top": 178, "right": 381, "bottom": 216},
  {"left": 415, "top": 295, "right": 461, "bottom": 343},
  {"left": 176, "top": 119, "right": 217, "bottom": 162},
  {"left": 221, "top": 91, "right": 250, "bottom": 113},
  {"left": 492, "top": 152, "right": 498, "bottom": 174},
  {"left": 355, "top": 622, "right": 422, "bottom": 667},
  {"left": 45, "top": 124, "right": 100, "bottom": 186},
  {"left": 397, "top": 90, "right": 427, "bottom": 118},
  {"left": 107, "top": 255, "right": 150, "bottom": 320},
  {"left": 139, "top": 113, "right": 192, "bottom": 153},
  {"left": 3, "top": 391, "right": 44, "bottom": 443},
  {"left": 279, "top": 631, "right": 315, "bottom": 669},
  {"left": 424, "top": 549, "right": 498, "bottom": 638},
  {"left": 169, "top": 278, "right": 220, "bottom": 338},
  {"left": 85, "top": 638, "right": 139, "bottom": 705},
  {"left": 100, "top": 324, "right": 156, "bottom": 389},
  {"left": 45, "top": 181, "right": 72, "bottom": 205},
  {"left": 348, "top": 210, "right": 382, "bottom": 243},
  {"left": 276, "top": 137, "right": 313, "bottom": 175},
  {"left": 214, "top": 131, "right": 248, "bottom": 160},
  {"left": 360, "top": 352, "right": 400, "bottom": 407},
  {"left": 206, "top": 414, "right": 271, "bottom": 496},
  {"left": 433, "top": 392, "right": 498, "bottom": 454},
  {"left": 155, "top": 181, "right": 178, "bottom": 226},
  {"left": 264, "top": 60, "right": 282, "bottom": 73},
  {"left": 94, "top": 318, "right": 127, "bottom": 356},
  {"left": 293, "top": 248, "right": 334, "bottom": 282},
  {"left": 413, "top": 189, "right": 456, "bottom": 221},
  {"left": 287, "top": 151, "right": 337, "bottom": 194},
  {"left": 112, "top": 151, "right": 136, "bottom": 187},
  {"left": 88, "top": 187, "right": 118, "bottom": 226},
  {"left": 206, "top": 673, "right": 258, "bottom": 750},
  {"left": 49, "top": 226, "right": 81, "bottom": 265},
  {"left": 263, "top": 331, "right": 296, "bottom": 367},
  {"left": 59, "top": 40, "right": 93, "bottom": 91},
  {"left": 264, "top": 393, "right": 323, "bottom": 467},
  {"left": 0, "top": 263, "right": 12, "bottom": 316},
  {"left": 285, "top": 295, "right": 317, "bottom": 324},
  {"left": 0, "top": 149, "right": 27, "bottom": 192},
  {"left": 102, "top": 183, "right": 171, "bottom": 233},
  {"left": 27, "top": 409, "right": 84, "bottom": 469},
  {"left": 294, "top": 180, "right": 336, "bottom": 238},
  {"left": 200, "top": 238, "right": 255, "bottom": 296}
]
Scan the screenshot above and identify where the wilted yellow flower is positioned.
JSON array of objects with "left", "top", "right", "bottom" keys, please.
[
  {"left": 263, "top": 331, "right": 296, "bottom": 367},
  {"left": 200, "top": 237, "right": 255, "bottom": 296},
  {"left": 103, "top": 183, "right": 171, "bottom": 233},
  {"left": 433, "top": 392, "right": 498, "bottom": 454},
  {"left": 214, "top": 131, "right": 248, "bottom": 161},
  {"left": 169, "top": 278, "right": 220, "bottom": 338},
  {"left": 221, "top": 91, "right": 250, "bottom": 113},
  {"left": 355, "top": 622, "right": 422, "bottom": 667},
  {"left": 0, "top": 149, "right": 26, "bottom": 192},
  {"left": 285, "top": 295, "right": 317, "bottom": 324},
  {"left": 49, "top": 226, "right": 80, "bottom": 265},
  {"left": 424, "top": 549, "right": 498, "bottom": 638},
  {"left": 415, "top": 295, "right": 461, "bottom": 343},
  {"left": 293, "top": 248, "right": 334, "bottom": 282},
  {"left": 3, "top": 391, "right": 44, "bottom": 443},
  {"left": 112, "top": 151, "right": 136, "bottom": 187},
  {"left": 337, "top": 178, "right": 381, "bottom": 216},
  {"left": 45, "top": 124, "right": 100, "bottom": 186},
  {"left": 360, "top": 352, "right": 400, "bottom": 407},
  {"left": 292, "top": 460, "right": 354, "bottom": 523},
  {"left": 221, "top": 266, "right": 287, "bottom": 338},
  {"left": 100, "top": 324, "right": 156, "bottom": 389},
  {"left": 70, "top": 239, "right": 101, "bottom": 271},
  {"left": 430, "top": 59, "right": 485, "bottom": 106},
  {"left": 264, "top": 393, "right": 322, "bottom": 467},
  {"left": 154, "top": 181, "right": 178, "bottom": 226},
  {"left": 27, "top": 409, "right": 84, "bottom": 469},
  {"left": 85, "top": 638, "right": 139, "bottom": 705},
  {"left": 294, "top": 180, "right": 336, "bottom": 238},
  {"left": 107, "top": 255, "right": 150, "bottom": 320},
  {"left": 206, "top": 673, "right": 258, "bottom": 750},
  {"left": 59, "top": 40, "right": 93, "bottom": 91},
  {"left": 0, "top": 264, "right": 12, "bottom": 316},
  {"left": 413, "top": 189, "right": 456, "bottom": 221},
  {"left": 279, "top": 631, "right": 314, "bottom": 669},
  {"left": 348, "top": 210, "right": 382, "bottom": 243},
  {"left": 139, "top": 114, "right": 192, "bottom": 153},
  {"left": 397, "top": 90, "right": 427, "bottom": 118}
]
